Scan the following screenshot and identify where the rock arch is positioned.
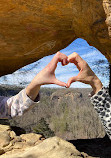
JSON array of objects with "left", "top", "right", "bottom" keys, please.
[{"left": 0, "top": 0, "right": 111, "bottom": 76}]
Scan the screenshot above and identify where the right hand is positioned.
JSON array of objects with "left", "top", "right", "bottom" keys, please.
[{"left": 67, "top": 52, "right": 103, "bottom": 94}]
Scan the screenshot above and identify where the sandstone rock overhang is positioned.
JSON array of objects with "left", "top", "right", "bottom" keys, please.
[{"left": 0, "top": 0, "right": 111, "bottom": 76}]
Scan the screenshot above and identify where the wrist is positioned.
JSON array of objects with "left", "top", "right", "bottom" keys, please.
[
  {"left": 26, "top": 82, "right": 40, "bottom": 101},
  {"left": 90, "top": 76, "right": 103, "bottom": 94}
]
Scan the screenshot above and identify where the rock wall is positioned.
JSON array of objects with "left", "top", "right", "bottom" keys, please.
[
  {"left": 0, "top": 0, "right": 111, "bottom": 76},
  {"left": 103, "top": 0, "right": 111, "bottom": 38}
]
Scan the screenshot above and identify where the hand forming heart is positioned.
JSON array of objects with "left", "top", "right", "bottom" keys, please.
[
  {"left": 31, "top": 52, "right": 69, "bottom": 87},
  {"left": 32, "top": 51, "right": 101, "bottom": 88},
  {"left": 26, "top": 51, "right": 103, "bottom": 101}
]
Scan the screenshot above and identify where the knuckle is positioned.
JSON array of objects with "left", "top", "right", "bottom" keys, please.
[
  {"left": 64, "top": 55, "right": 67, "bottom": 60},
  {"left": 56, "top": 51, "right": 61, "bottom": 56},
  {"left": 73, "top": 52, "right": 79, "bottom": 57}
]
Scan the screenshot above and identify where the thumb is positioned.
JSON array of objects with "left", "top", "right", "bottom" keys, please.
[
  {"left": 54, "top": 78, "right": 67, "bottom": 87},
  {"left": 67, "top": 76, "right": 78, "bottom": 88}
]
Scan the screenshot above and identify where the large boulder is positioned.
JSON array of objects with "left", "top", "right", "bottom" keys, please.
[
  {"left": 0, "top": 0, "right": 111, "bottom": 76},
  {"left": 0, "top": 124, "right": 95, "bottom": 158},
  {"left": 0, "top": 124, "right": 111, "bottom": 158},
  {"left": 0, "top": 124, "right": 44, "bottom": 157}
]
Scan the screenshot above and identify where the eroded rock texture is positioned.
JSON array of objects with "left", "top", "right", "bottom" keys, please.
[
  {"left": 0, "top": 0, "right": 111, "bottom": 76},
  {"left": 103, "top": 0, "right": 111, "bottom": 38},
  {"left": 0, "top": 124, "right": 95, "bottom": 158}
]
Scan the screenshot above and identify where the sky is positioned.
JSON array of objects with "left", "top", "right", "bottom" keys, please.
[{"left": 0, "top": 38, "right": 109, "bottom": 88}]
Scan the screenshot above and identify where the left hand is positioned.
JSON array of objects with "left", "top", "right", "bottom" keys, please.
[
  {"left": 26, "top": 52, "right": 69, "bottom": 101},
  {"left": 29, "top": 51, "right": 69, "bottom": 87}
]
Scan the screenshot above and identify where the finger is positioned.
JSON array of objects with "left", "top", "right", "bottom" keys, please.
[
  {"left": 61, "top": 58, "right": 69, "bottom": 66},
  {"left": 48, "top": 56, "right": 58, "bottom": 70},
  {"left": 67, "top": 76, "right": 78, "bottom": 88},
  {"left": 63, "top": 58, "right": 67, "bottom": 66},
  {"left": 49, "top": 52, "right": 68, "bottom": 71},
  {"left": 68, "top": 52, "right": 83, "bottom": 71},
  {"left": 54, "top": 78, "right": 67, "bottom": 87},
  {"left": 68, "top": 52, "right": 83, "bottom": 63}
]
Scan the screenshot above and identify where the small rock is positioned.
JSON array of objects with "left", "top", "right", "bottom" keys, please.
[
  {"left": 9, "top": 131, "right": 16, "bottom": 140},
  {"left": 0, "top": 149, "right": 5, "bottom": 155},
  {"left": 0, "top": 124, "right": 10, "bottom": 132},
  {"left": 13, "top": 142, "right": 24, "bottom": 149},
  {"left": 0, "top": 132, "right": 10, "bottom": 148},
  {"left": 20, "top": 133, "right": 44, "bottom": 145}
]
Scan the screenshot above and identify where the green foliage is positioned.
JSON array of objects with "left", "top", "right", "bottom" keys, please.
[{"left": 33, "top": 118, "right": 55, "bottom": 138}]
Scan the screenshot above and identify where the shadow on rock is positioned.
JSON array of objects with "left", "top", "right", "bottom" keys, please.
[
  {"left": 10, "top": 126, "right": 26, "bottom": 136},
  {"left": 68, "top": 135, "right": 111, "bottom": 158}
]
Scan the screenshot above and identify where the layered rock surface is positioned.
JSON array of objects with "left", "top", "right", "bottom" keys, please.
[
  {"left": 0, "top": 0, "right": 111, "bottom": 76},
  {"left": 103, "top": 0, "right": 111, "bottom": 38},
  {"left": 0, "top": 124, "right": 95, "bottom": 158},
  {"left": 0, "top": 124, "right": 44, "bottom": 157}
]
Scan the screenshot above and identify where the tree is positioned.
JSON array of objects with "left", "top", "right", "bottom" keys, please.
[
  {"left": 93, "top": 59, "right": 109, "bottom": 78},
  {"left": 93, "top": 59, "right": 110, "bottom": 96},
  {"left": 33, "top": 118, "right": 55, "bottom": 138}
]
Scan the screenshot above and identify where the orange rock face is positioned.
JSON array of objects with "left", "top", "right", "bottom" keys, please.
[{"left": 0, "top": 0, "right": 111, "bottom": 76}]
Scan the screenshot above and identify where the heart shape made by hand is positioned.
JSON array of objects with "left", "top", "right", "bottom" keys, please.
[
  {"left": 33, "top": 52, "right": 98, "bottom": 90},
  {"left": 48, "top": 52, "right": 97, "bottom": 88}
]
